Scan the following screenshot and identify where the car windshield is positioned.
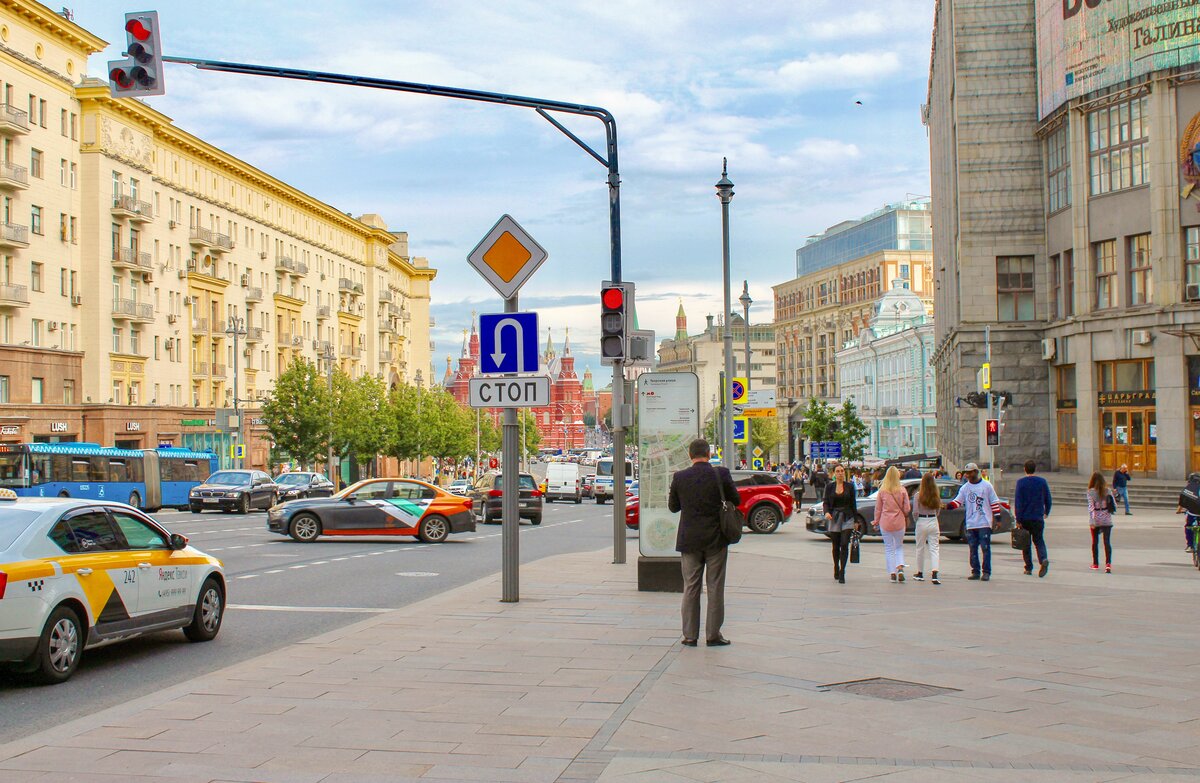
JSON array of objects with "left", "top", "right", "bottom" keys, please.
[
  {"left": 206, "top": 471, "right": 251, "bottom": 485},
  {"left": 0, "top": 508, "right": 41, "bottom": 551},
  {"left": 275, "top": 474, "right": 310, "bottom": 486},
  {"left": 450, "top": 480, "right": 470, "bottom": 486}
]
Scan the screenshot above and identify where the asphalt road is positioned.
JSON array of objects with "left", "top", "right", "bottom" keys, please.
[{"left": 0, "top": 494, "right": 632, "bottom": 742}]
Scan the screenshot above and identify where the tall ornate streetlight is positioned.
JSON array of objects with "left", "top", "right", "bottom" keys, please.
[
  {"left": 414, "top": 369, "right": 424, "bottom": 480},
  {"left": 716, "top": 159, "right": 735, "bottom": 463},
  {"left": 739, "top": 281, "right": 753, "bottom": 467},
  {"left": 322, "top": 344, "right": 336, "bottom": 487},
  {"left": 225, "top": 310, "right": 247, "bottom": 466}
]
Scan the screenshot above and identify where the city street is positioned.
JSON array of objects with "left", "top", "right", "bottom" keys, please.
[{"left": 0, "top": 495, "right": 629, "bottom": 742}]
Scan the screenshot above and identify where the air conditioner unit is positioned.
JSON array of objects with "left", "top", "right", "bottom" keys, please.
[
  {"left": 320, "top": 273, "right": 326, "bottom": 281},
  {"left": 143, "top": 271, "right": 153, "bottom": 282},
  {"left": 70, "top": 294, "right": 81, "bottom": 306},
  {"left": 47, "top": 321, "right": 58, "bottom": 332},
  {"left": 259, "top": 251, "right": 268, "bottom": 260},
  {"left": 168, "top": 220, "right": 177, "bottom": 229},
  {"left": 243, "top": 347, "right": 252, "bottom": 357},
  {"left": 183, "top": 296, "right": 192, "bottom": 306},
  {"left": 1133, "top": 329, "right": 1154, "bottom": 346},
  {"left": 1187, "top": 283, "right": 1200, "bottom": 302},
  {"left": 312, "top": 340, "right": 319, "bottom": 351},
  {"left": 167, "top": 313, "right": 178, "bottom": 324},
  {"left": 177, "top": 269, "right": 187, "bottom": 279},
  {"left": 164, "top": 338, "right": 175, "bottom": 349},
  {"left": 240, "top": 274, "right": 249, "bottom": 286},
  {"left": 1041, "top": 338, "right": 1056, "bottom": 361}
]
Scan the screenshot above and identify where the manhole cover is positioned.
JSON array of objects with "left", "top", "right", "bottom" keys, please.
[
  {"left": 820, "top": 677, "right": 960, "bottom": 701},
  {"left": 395, "top": 572, "right": 439, "bottom": 577}
]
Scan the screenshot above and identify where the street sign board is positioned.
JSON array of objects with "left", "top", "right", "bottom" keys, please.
[
  {"left": 733, "top": 416, "right": 748, "bottom": 444},
  {"left": 810, "top": 441, "right": 842, "bottom": 460},
  {"left": 742, "top": 408, "right": 776, "bottom": 418},
  {"left": 752, "top": 457, "right": 764, "bottom": 470},
  {"left": 468, "top": 375, "right": 550, "bottom": 408},
  {"left": 752, "top": 446, "right": 763, "bottom": 458},
  {"left": 467, "top": 214, "right": 548, "bottom": 300},
  {"left": 479, "top": 312, "right": 539, "bottom": 374},
  {"left": 731, "top": 377, "right": 748, "bottom": 404},
  {"left": 636, "top": 372, "right": 700, "bottom": 559},
  {"left": 746, "top": 389, "right": 775, "bottom": 408}
]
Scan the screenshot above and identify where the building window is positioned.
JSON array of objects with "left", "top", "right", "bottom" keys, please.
[
  {"left": 30, "top": 319, "right": 41, "bottom": 347},
  {"left": 1087, "top": 96, "right": 1149, "bottom": 196},
  {"left": 1185, "top": 227, "right": 1200, "bottom": 294},
  {"left": 1051, "top": 254, "right": 1062, "bottom": 320},
  {"left": 29, "top": 148, "right": 42, "bottom": 179},
  {"left": 1063, "top": 249, "right": 1075, "bottom": 316},
  {"left": 1094, "top": 240, "right": 1117, "bottom": 310},
  {"left": 996, "top": 256, "right": 1035, "bottom": 321},
  {"left": 63, "top": 379, "right": 74, "bottom": 405},
  {"left": 30, "top": 205, "right": 41, "bottom": 235},
  {"left": 1127, "top": 234, "right": 1152, "bottom": 306},
  {"left": 112, "top": 327, "right": 121, "bottom": 353},
  {"left": 0, "top": 375, "right": 7, "bottom": 403},
  {"left": 130, "top": 329, "right": 140, "bottom": 355},
  {"left": 30, "top": 262, "right": 42, "bottom": 292},
  {"left": 31, "top": 378, "right": 43, "bottom": 404},
  {"left": 1046, "top": 124, "right": 1071, "bottom": 212},
  {"left": 113, "top": 380, "right": 123, "bottom": 404}
]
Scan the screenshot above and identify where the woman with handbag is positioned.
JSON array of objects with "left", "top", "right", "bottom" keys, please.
[
  {"left": 874, "top": 466, "right": 912, "bottom": 582},
  {"left": 823, "top": 463, "right": 857, "bottom": 584},
  {"left": 1086, "top": 471, "right": 1115, "bottom": 573},
  {"left": 912, "top": 472, "right": 943, "bottom": 585}
]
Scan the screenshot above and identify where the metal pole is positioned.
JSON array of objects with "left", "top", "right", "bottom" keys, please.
[
  {"left": 717, "top": 160, "right": 735, "bottom": 463},
  {"left": 502, "top": 294, "right": 520, "bottom": 601},
  {"left": 325, "top": 348, "right": 335, "bottom": 487},
  {"left": 985, "top": 326, "right": 993, "bottom": 479},
  {"left": 475, "top": 408, "right": 481, "bottom": 482},
  {"left": 740, "top": 281, "right": 752, "bottom": 467},
  {"left": 415, "top": 371, "right": 423, "bottom": 481},
  {"left": 229, "top": 313, "right": 241, "bottom": 466}
]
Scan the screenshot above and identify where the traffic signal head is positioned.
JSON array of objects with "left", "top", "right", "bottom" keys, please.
[
  {"left": 985, "top": 418, "right": 1000, "bottom": 446},
  {"left": 108, "top": 11, "right": 165, "bottom": 98},
  {"left": 599, "top": 282, "right": 631, "bottom": 365}
]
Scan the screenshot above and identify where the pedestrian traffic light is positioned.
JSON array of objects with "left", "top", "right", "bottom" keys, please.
[
  {"left": 599, "top": 282, "right": 630, "bottom": 365},
  {"left": 108, "top": 11, "right": 165, "bottom": 98},
  {"left": 986, "top": 418, "right": 1000, "bottom": 446}
]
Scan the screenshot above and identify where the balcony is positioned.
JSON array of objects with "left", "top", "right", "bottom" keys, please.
[
  {"left": 189, "top": 226, "right": 233, "bottom": 252},
  {"left": 379, "top": 289, "right": 393, "bottom": 302},
  {"left": 316, "top": 305, "right": 330, "bottom": 320},
  {"left": 295, "top": 261, "right": 308, "bottom": 276},
  {"left": 0, "top": 283, "right": 29, "bottom": 307},
  {"left": 340, "top": 345, "right": 362, "bottom": 359},
  {"left": 379, "top": 349, "right": 394, "bottom": 362},
  {"left": 379, "top": 318, "right": 396, "bottom": 333},
  {"left": 338, "top": 277, "right": 354, "bottom": 293},
  {"left": 0, "top": 222, "right": 29, "bottom": 248},
  {"left": 274, "top": 255, "right": 295, "bottom": 274},
  {"left": 277, "top": 332, "right": 293, "bottom": 347},
  {"left": 211, "top": 364, "right": 227, "bottom": 379},
  {"left": 191, "top": 362, "right": 208, "bottom": 378},
  {"left": 0, "top": 162, "right": 29, "bottom": 190},
  {"left": 244, "top": 286, "right": 263, "bottom": 303},
  {"left": 290, "top": 335, "right": 303, "bottom": 348},
  {"left": 387, "top": 303, "right": 400, "bottom": 318},
  {"left": 112, "top": 298, "right": 154, "bottom": 322},
  {"left": 211, "top": 319, "right": 227, "bottom": 334},
  {"left": 111, "top": 195, "right": 153, "bottom": 222},
  {"left": 244, "top": 326, "right": 263, "bottom": 343},
  {"left": 0, "top": 104, "right": 30, "bottom": 135},
  {"left": 112, "top": 246, "right": 152, "bottom": 271},
  {"left": 191, "top": 317, "right": 209, "bottom": 334},
  {"left": 353, "top": 282, "right": 364, "bottom": 294},
  {"left": 399, "top": 306, "right": 411, "bottom": 321},
  {"left": 185, "top": 258, "right": 229, "bottom": 282}
]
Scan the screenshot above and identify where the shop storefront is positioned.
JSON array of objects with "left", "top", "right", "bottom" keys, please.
[
  {"left": 1097, "top": 360, "right": 1156, "bottom": 475},
  {"left": 1056, "top": 365, "right": 1077, "bottom": 469},
  {"left": 1189, "top": 357, "right": 1200, "bottom": 473}
]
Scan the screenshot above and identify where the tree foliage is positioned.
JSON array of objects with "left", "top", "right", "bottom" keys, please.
[
  {"left": 751, "top": 417, "right": 784, "bottom": 461},
  {"left": 261, "top": 358, "right": 329, "bottom": 467},
  {"left": 835, "top": 399, "right": 870, "bottom": 463},
  {"left": 331, "top": 373, "right": 388, "bottom": 475},
  {"left": 799, "top": 398, "right": 837, "bottom": 443}
]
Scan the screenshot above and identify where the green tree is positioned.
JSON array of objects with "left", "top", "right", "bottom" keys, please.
[
  {"left": 834, "top": 399, "right": 870, "bottom": 464},
  {"left": 751, "top": 417, "right": 784, "bottom": 462},
  {"left": 425, "top": 390, "right": 474, "bottom": 462},
  {"left": 382, "top": 383, "right": 419, "bottom": 463},
  {"left": 583, "top": 413, "right": 596, "bottom": 427},
  {"left": 478, "top": 412, "right": 501, "bottom": 453},
  {"left": 332, "top": 373, "right": 388, "bottom": 475},
  {"left": 799, "top": 398, "right": 837, "bottom": 443},
  {"left": 261, "top": 358, "right": 329, "bottom": 467},
  {"left": 518, "top": 410, "right": 542, "bottom": 457}
]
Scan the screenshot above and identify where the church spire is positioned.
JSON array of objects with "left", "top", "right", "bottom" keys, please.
[
  {"left": 460, "top": 328, "right": 468, "bottom": 357},
  {"left": 543, "top": 327, "right": 556, "bottom": 363},
  {"left": 674, "top": 299, "right": 688, "bottom": 341},
  {"left": 563, "top": 327, "right": 571, "bottom": 356}
]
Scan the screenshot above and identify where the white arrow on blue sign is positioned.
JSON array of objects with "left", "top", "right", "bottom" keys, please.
[{"left": 479, "top": 312, "right": 539, "bottom": 374}]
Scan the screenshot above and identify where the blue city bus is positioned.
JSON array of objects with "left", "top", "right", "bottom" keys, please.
[{"left": 0, "top": 443, "right": 217, "bottom": 511}]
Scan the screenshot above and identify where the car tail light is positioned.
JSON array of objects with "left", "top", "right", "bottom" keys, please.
[
  {"left": 0, "top": 571, "right": 7, "bottom": 600},
  {"left": 531, "top": 489, "right": 543, "bottom": 498},
  {"left": 488, "top": 489, "right": 503, "bottom": 498}
]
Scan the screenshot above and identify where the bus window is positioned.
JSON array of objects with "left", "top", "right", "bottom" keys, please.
[
  {"left": 71, "top": 459, "right": 90, "bottom": 482},
  {"left": 108, "top": 460, "right": 129, "bottom": 482},
  {"left": 0, "top": 451, "right": 25, "bottom": 487},
  {"left": 30, "top": 455, "right": 52, "bottom": 485}
]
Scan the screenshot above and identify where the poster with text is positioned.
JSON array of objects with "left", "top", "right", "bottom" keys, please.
[{"left": 637, "top": 372, "right": 700, "bottom": 559}]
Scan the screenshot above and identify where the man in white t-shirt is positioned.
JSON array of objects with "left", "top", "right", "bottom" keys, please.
[{"left": 945, "top": 462, "right": 1003, "bottom": 581}]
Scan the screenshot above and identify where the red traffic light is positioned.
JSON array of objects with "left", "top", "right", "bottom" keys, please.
[
  {"left": 602, "top": 287, "right": 624, "bottom": 310},
  {"left": 125, "top": 18, "right": 151, "bottom": 41},
  {"left": 110, "top": 66, "right": 132, "bottom": 88}
]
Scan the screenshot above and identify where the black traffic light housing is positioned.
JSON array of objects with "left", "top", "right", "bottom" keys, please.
[
  {"left": 600, "top": 281, "right": 632, "bottom": 366},
  {"left": 109, "top": 11, "right": 165, "bottom": 98}
]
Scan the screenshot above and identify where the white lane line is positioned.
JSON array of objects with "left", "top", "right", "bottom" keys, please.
[
  {"left": 229, "top": 604, "right": 388, "bottom": 614},
  {"left": 311, "top": 560, "right": 329, "bottom": 565},
  {"left": 237, "top": 574, "right": 258, "bottom": 580},
  {"left": 331, "top": 557, "right": 348, "bottom": 561},
  {"left": 264, "top": 569, "right": 283, "bottom": 574},
  {"left": 288, "top": 564, "right": 307, "bottom": 569}
]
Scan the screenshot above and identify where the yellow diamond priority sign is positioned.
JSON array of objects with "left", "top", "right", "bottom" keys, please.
[{"left": 468, "top": 215, "right": 548, "bottom": 300}]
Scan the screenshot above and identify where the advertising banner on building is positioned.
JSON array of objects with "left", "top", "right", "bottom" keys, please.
[
  {"left": 1038, "top": 0, "right": 1200, "bottom": 119},
  {"left": 636, "top": 372, "right": 700, "bottom": 559}
]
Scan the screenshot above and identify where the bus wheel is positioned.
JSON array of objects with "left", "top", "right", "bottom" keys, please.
[
  {"left": 127, "top": 491, "right": 141, "bottom": 509},
  {"left": 57, "top": 491, "right": 69, "bottom": 498}
]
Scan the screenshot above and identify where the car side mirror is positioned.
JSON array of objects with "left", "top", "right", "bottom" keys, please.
[
  {"left": 345, "top": 495, "right": 356, "bottom": 504},
  {"left": 170, "top": 533, "right": 188, "bottom": 551}
]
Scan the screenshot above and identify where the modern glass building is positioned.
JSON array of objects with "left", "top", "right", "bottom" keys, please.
[{"left": 796, "top": 199, "right": 932, "bottom": 277}]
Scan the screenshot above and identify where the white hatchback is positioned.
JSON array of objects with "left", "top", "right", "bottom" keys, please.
[{"left": 0, "top": 491, "right": 225, "bottom": 683}]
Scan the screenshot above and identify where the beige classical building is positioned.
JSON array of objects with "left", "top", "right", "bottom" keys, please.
[{"left": 0, "top": 0, "right": 435, "bottom": 469}]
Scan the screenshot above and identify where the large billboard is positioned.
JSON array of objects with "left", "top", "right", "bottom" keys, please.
[
  {"left": 636, "top": 372, "right": 699, "bottom": 559},
  {"left": 1038, "top": 0, "right": 1200, "bottom": 119}
]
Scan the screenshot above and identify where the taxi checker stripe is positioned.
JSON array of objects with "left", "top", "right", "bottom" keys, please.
[{"left": 366, "top": 498, "right": 430, "bottom": 526}]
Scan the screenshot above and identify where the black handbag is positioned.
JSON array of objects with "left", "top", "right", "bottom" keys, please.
[
  {"left": 718, "top": 473, "right": 744, "bottom": 545},
  {"left": 1105, "top": 492, "right": 1117, "bottom": 514},
  {"left": 849, "top": 530, "right": 861, "bottom": 564},
  {"left": 1011, "top": 525, "right": 1031, "bottom": 550}
]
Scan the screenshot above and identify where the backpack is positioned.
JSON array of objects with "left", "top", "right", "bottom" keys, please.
[{"left": 1181, "top": 476, "right": 1200, "bottom": 516}]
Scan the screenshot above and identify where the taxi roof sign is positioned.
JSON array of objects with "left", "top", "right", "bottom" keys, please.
[
  {"left": 467, "top": 215, "right": 548, "bottom": 300},
  {"left": 0, "top": 488, "right": 16, "bottom": 500}
]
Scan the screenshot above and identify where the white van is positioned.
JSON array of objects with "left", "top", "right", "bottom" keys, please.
[{"left": 545, "top": 462, "right": 582, "bottom": 503}]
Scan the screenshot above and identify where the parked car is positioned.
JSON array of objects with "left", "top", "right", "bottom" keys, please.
[
  {"left": 624, "top": 470, "right": 793, "bottom": 534},
  {"left": 545, "top": 462, "right": 583, "bottom": 504},
  {"left": 469, "top": 471, "right": 543, "bottom": 525},
  {"left": 273, "top": 472, "right": 335, "bottom": 501},
  {"left": 0, "top": 490, "right": 225, "bottom": 683},
  {"left": 267, "top": 478, "right": 474, "bottom": 543},
  {"left": 804, "top": 477, "right": 1014, "bottom": 539},
  {"left": 446, "top": 478, "right": 473, "bottom": 496},
  {"left": 188, "top": 470, "right": 278, "bottom": 514},
  {"left": 581, "top": 473, "right": 596, "bottom": 499}
]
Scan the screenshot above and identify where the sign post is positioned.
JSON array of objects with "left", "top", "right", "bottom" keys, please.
[{"left": 467, "top": 215, "right": 548, "bottom": 603}]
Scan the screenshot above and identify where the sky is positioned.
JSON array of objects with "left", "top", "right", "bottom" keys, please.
[{"left": 77, "top": 1, "right": 935, "bottom": 386}]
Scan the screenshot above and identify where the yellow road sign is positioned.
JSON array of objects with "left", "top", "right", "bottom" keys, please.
[
  {"left": 733, "top": 416, "right": 749, "bottom": 444},
  {"left": 742, "top": 408, "right": 776, "bottom": 418},
  {"left": 731, "top": 377, "right": 748, "bottom": 404},
  {"left": 467, "top": 214, "right": 549, "bottom": 300}
]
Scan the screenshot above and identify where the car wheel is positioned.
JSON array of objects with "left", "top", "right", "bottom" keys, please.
[
  {"left": 748, "top": 504, "right": 781, "bottom": 534},
  {"left": 127, "top": 491, "right": 141, "bottom": 509},
  {"left": 32, "top": 605, "right": 83, "bottom": 684},
  {"left": 183, "top": 578, "right": 224, "bottom": 642},
  {"left": 289, "top": 514, "right": 322, "bottom": 543},
  {"left": 530, "top": 515, "right": 542, "bottom": 526},
  {"left": 596, "top": 497, "right": 606, "bottom": 505},
  {"left": 238, "top": 494, "right": 250, "bottom": 515},
  {"left": 189, "top": 503, "right": 201, "bottom": 514},
  {"left": 418, "top": 514, "right": 450, "bottom": 543},
  {"left": 57, "top": 490, "right": 69, "bottom": 498},
  {"left": 575, "top": 495, "right": 582, "bottom": 504}
]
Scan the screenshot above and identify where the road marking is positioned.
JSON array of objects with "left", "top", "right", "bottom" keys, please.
[
  {"left": 264, "top": 569, "right": 283, "bottom": 574},
  {"left": 396, "top": 571, "right": 439, "bottom": 577},
  {"left": 311, "top": 560, "right": 329, "bottom": 565},
  {"left": 331, "top": 557, "right": 348, "bottom": 561},
  {"left": 289, "top": 564, "right": 307, "bottom": 569},
  {"left": 229, "top": 604, "right": 388, "bottom": 614},
  {"left": 237, "top": 574, "right": 258, "bottom": 580}
]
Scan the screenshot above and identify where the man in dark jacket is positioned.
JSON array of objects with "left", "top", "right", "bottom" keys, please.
[
  {"left": 1013, "top": 459, "right": 1052, "bottom": 577},
  {"left": 903, "top": 465, "right": 922, "bottom": 480},
  {"left": 668, "top": 437, "right": 738, "bottom": 647},
  {"left": 1112, "top": 464, "right": 1132, "bottom": 515}
]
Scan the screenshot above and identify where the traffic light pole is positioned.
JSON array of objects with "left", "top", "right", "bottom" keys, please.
[{"left": 158, "top": 55, "right": 629, "bottom": 566}]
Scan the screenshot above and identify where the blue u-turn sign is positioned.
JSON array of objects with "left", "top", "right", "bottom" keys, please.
[{"left": 480, "top": 312, "right": 539, "bottom": 374}]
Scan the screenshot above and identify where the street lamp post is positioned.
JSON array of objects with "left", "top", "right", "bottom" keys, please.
[
  {"left": 739, "top": 281, "right": 753, "bottom": 467},
  {"left": 322, "top": 346, "right": 337, "bottom": 487},
  {"left": 225, "top": 311, "right": 247, "bottom": 466},
  {"left": 415, "top": 369, "right": 424, "bottom": 480},
  {"left": 716, "top": 159, "right": 735, "bottom": 463}
]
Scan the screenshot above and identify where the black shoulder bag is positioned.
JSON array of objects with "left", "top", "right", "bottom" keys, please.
[{"left": 717, "top": 470, "right": 744, "bottom": 545}]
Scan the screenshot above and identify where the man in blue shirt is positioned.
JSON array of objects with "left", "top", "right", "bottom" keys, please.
[
  {"left": 1112, "top": 464, "right": 1132, "bottom": 515},
  {"left": 1013, "top": 460, "right": 1052, "bottom": 577}
]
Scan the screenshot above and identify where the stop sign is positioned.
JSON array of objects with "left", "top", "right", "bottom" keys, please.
[{"left": 489, "top": 457, "right": 498, "bottom": 469}]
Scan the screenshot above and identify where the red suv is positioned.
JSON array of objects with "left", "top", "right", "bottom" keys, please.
[{"left": 625, "top": 470, "right": 793, "bottom": 534}]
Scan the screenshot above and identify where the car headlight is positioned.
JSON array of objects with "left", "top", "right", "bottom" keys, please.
[
  {"left": 226, "top": 491, "right": 242, "bottom": 498},
  {"left": 190, "top": 490, "right": 200, "bottom": 496}
]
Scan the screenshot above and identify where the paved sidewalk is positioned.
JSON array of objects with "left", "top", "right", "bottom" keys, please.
[{"left": 1, "top": 508, "right": 1198, "bottom": 782}]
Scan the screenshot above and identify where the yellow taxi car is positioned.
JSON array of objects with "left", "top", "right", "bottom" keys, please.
[{"left": 0, "top": 489, "right": 225, "bottom": 683}]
